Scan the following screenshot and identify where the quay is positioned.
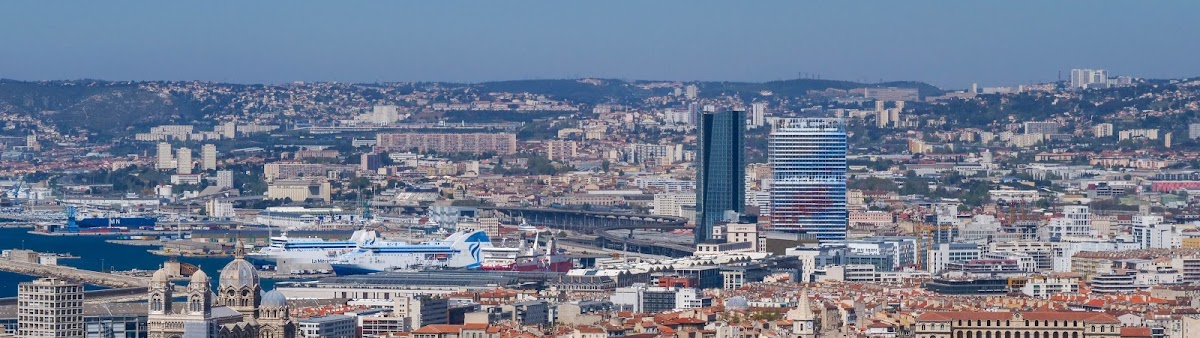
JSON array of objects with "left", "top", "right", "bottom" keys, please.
[
  {"left": 0, "top": 257, "right": 148, "bottom": 289},
  {"left": 0, "top": 287, "right": 149, "bottom": 305}
]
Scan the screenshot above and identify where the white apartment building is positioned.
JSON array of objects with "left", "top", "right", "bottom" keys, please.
[
  {"left": 652, "top": 192, "right": 696, "bottom": 218},
  {"left": 201, "top": 144, "right": 217, "bottom": 171}
]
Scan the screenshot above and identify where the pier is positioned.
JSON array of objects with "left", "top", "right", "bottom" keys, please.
[{"left": 0, "top": 257, "right": 149, "bottom": 289}]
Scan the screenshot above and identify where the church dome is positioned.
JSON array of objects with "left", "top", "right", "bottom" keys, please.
[
  {"left": 219, "top": 258, "right": 259, "bottom": 290},
  {"left": 190, "top": 269, "right": 209, "bottom": 283},
  {"left": 262, "top": 289, "right": 288, "bottom": 308},
  {"left": 152, "top": 268, "right": 169, "bottom": 283}
]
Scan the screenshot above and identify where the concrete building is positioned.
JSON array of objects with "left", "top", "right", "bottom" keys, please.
[
  {"left": 216, "top": 170, "right": 233, "bottom": 189},
  {"left": 264, "top": 163, "right": 356, "bottom": 182},
  {"left": 863, "top": 87, "right": 918, "bottom": 101},
  {"left": 201, "top": 144, "right": 217, "bottom": 171},
  {"left": 748, "top": 102, "right": 766, "bottom": 128},
  {"left": 206, "top": 199, "right": 235, "bottom": 219},
  {"left": 1092, "top": 123, "right": 1114, "bottom": 138},
  {"left": 298, "top": 315, "right": 356, "bottom": 338},
  {"left": 17, "top": 278, "right": 84, "bottom": 338},
  {"left": 1118, "top": 129, "right": 1159, "bottom": 141},
  {"left": 360, "top": 153, "right": 384, "bottom": 172},
  {"left": 1023, "top": 121, "right": 1059, "bottom": 135},
  {"left": 1071, "top": 68, "right": 1110, "bottom": 89},
  {"left": 546, "top": 140, "right": 578, "bottom": 162},
  {"left": 915, "top": 311, "right": 1121, "bottom": 338},
  {"left": 375, "top": 133, "right": 517, "bottom": 155},
  {"left": 651, "top": 192, "right": 696, "bottom": 219},
  {"left": 627, "top": 143, "right": 682, "bottom": 164},
  {"left": 156, "top": 142, "right": 175, "bottom": 170},
  {"left": 1046, "top": 205, "right": 1093, "bottom": 240},
  {"left": 927, "top": 243, "right": 981, "bottom": 274},
  {"left": 1132, "top": 215, "right": 1179, "bottom": 249},
  {"left": 393, "top": 295, "right": 449, "bottom": 331},
  {"left": 175, "top": 147, "right": 192, "bottom": 175},
  {"left": 267, "top": 180, "right": 332, "bottom": 202}
]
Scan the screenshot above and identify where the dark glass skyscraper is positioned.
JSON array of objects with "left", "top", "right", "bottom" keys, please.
[{"left": 695, "top": 110, "right": 745, "bottom": 244}]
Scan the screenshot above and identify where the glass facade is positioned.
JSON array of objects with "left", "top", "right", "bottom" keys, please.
[
  {"left": 695, "top": 110, "right": 745, "bottom": 244},
  {"left": 769, "top": 118, "right": 847, "bottom": 241}
]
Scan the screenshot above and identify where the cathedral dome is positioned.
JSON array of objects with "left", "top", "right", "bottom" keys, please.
[
  {"left": 190, "top": 269, "right": 209, "bottom": 283},
  {"left": 152, "top": 268, "right": 169, "bottom": 283},
  {"left": 219, "top": 258, "right": 259, "bottom": 290},
  {"left": 262, "top": 289, "right": 288, "bottom": 308}
]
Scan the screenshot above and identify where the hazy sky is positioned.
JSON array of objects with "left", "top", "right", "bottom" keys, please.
[{"left": 2, "top": 1, "right": 1198, "bottom": 89}]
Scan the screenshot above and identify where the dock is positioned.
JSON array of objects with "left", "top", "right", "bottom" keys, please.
[{"left": 0, "top": 257, "right": 149, "bottom": 289}]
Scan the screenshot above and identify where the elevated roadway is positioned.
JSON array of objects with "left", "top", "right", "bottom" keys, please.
[{"left": 483, "top": 207, "right": 695, "bottom": 257}]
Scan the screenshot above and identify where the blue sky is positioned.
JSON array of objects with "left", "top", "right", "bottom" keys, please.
[{"left": 1, "top": 1, "right": 1197, "bottom": 89}]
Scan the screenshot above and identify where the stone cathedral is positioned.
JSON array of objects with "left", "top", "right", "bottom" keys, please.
[{"left": 147, "top": 242, "right": 296, "bottom": 338}]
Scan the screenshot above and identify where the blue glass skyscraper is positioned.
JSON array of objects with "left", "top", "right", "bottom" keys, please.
[{"left": 695, "top": 110, "right": 745, "bottom": 244}]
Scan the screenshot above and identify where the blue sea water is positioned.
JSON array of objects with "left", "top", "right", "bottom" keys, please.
[{"left": 0, "top": 227, "right": 284, "bottom": 297}]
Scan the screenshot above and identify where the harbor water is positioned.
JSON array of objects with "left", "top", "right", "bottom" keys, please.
[{"left": 0, "top": 227, "right": 284, "bottom": 297}]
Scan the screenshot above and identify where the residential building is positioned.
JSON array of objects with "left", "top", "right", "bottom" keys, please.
[
  {"left": 546, "top": 140, "right": 578, "bottom": 161},
  {"left": 1023, "top": 121, "right": 1058, "bottom": 135},
  {"left": 201, "top": 144, "right": 217, "bottom": 171},
  {"left": 375, "top": 133, "right": 517, "bottom": 155},
  {"left": 216, "top": 170, "right": 233, "bottom": 189},
  {"left": 176, "top": 147, "right": 192, "bottom": 175},
  {"left": 749, "top": 102, "right": 766, "bottom": 128},
  {"left": 1092, "top": 123, "right": 1114, "bottom": 138},
  {"left": 156, "top": 142, "right": 174, "bottom": 170}
]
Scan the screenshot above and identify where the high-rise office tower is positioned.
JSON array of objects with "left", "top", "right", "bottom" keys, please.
[
  {"left": 201, "top": 144, "right": 218, "bottom": 171},
  {"left": 156, "top": 142, "right": 175, "bottom": 170},
  {"left": 695, "top": 110, "right": 746, "bottom": 244},
  {"left": 18, "top": 278, "right": 84, "bottom": 338},
  {"left": 176, "top": 147, "right": 193, "bottom": 175},
  {"left": 769, "top": 118, "right": 847, "bottom": 241}
]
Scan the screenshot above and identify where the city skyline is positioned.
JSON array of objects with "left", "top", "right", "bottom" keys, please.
[
  {"left": 2, "top": 2, "right": 1199, "bottom": 88},
  {"left": 5, "top": 2, "right": 1200, "bottom": 337}
]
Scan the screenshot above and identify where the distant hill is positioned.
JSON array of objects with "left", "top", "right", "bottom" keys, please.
[
  {"left": 0, "top": 80, "right": 201, "bottom": 137},
  {"left": 0, "top": 77, "right": 945, "bottom": 138},
  {"left": 470, "top": 78, "right": 943, "bottom": 104},
  {"left": 470, "top": 79, "right": 653, "bottom": 105},
  {"left": 700, "top": 79, "right": 944, "bottom": 99}
]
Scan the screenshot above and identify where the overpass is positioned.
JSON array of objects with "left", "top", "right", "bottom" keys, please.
[{"left": 483, "top": 207, "right": 695, "bottom": 257}]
